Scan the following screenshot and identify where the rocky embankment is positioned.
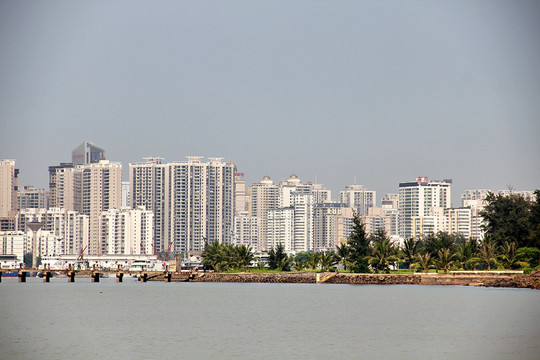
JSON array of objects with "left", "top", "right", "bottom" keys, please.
[{"left": 152, "top": 270, "right": 540, "bottom": 289}]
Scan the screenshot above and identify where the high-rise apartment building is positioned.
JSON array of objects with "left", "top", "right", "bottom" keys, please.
[
  {"left": 121, "top": 181, "right": 130, "bottom": 207},
  {"left": 48, "top": 160, "right": 122, "bottom": 255},
  {"left": 48, "top": 163, "right": 78, "bottom": 210},
  {"left": 101, "top": 206, "right": 153, "bottom": 255},
  {"left": 248, "top": 176, "right": 279, "bottom": 251},
  {"left": 363, "top": 193, "right": 399, "bottom": 239},
  {"left": 81, "top": 160, "right": 122, "bottom": 255},
  {"left": 263, "top": 175, "right": 318, "bottom": 253},
  {"left": 171, "top": 157, "right": 235, "bottom": 252},
  {"left": 235, "top": 173, "right": 248, "bottom": 215},
  {"left": 0, "top": 231, "right": 26, "bottom": 262},
  {"left": 461, "top": 189, "right": 490, "bottom": 240},
  {"left": 129, "top": 157, "right": 168, "bottom": 251},
  {"left": 311, "top": 183, "right": 332, "bottom": 204},
  {"left": 249, "top": 174, "right": 331, "bottom": 253},
  {"left": 340, "top": 184, "right": 376, "bottom": 216},
  {"left": 267, "top": 207, "right": 294, "bottom": 252},
  {"left": 72, "top": 141, "right": 105, "bottom": 165},
  {"left": 233, "top": 211, "right": 259, "bottom": 251},
  {"left": 365, "top": 206, "right": 399, "bottom": 239},
  {"left": 290, "top": 192, "right": 315, "bottom": 252},
  {"left": 398, "top": 177, "right": 452, "bottom": 239},
  {"left": 313, "top": 203, "right": 354, "bottom": 251},
  {"left": 233, "top": 173, "right": 258, "bottom": 250},
  {"left": 381, "top": 193, "right": 399, "bottom": 209},
  {"left": 444, "top": 207, "right": 472, "bottom": 238},
  {"left": 17, "top": 208, "right": 89, "bottom": 256},
  {"left": 130, "top": 156, "right": 235, "bottom": 254},
  {"left": 0, "top": 160, "right": 18, "bottom": 218},
  {"left": 17, "top": 186, "right": 46, "bottom": 210}
]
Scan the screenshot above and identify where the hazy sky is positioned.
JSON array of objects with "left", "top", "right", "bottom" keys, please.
[{"left": 1, "top": 0, "right": 539, "bottom": 206}]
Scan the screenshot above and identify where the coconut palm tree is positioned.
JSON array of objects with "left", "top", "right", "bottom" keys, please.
[
  {"left": 306, "top": 252, "right": 321, "bottom": 270},
  {"left": 436, "top": 247, "right": 455, "bottom": 274},
  {"left": 456, "top": 239, "right": 478, "bottom": 270},
  {"left": 476, "top": 235, "right": 498, "bottom": 271},
  {"left": 417, "top": 252, "right": 431, "bottom": 273},
  {"left": 235, "top": 245, "right": 255, "bottom": 270},
  {"left": 336, "top": 243, "right": 350, "bottom": 270},
  {"left": 201, "top": 241, "right": 222, "bottom": 270},
  {"left": 293, "top": 253, "right": 308, "bottom": 271},
  {"left": 367, "top": 233, "right": 399, "bottom": 273},
  {"left": 320, "top": 252, "right": 338, "bottom": 271},
  {"left": 498, "top": 241, "right": 527, "bottom": 270},
  {"left": 401, "top": 237, "right": 420, "bottom": 272}
]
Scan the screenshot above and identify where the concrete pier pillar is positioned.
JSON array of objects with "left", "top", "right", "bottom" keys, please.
[
  {"left": 166, "top": 272, "right": 172, "bottom": 282},
  {"left": 42, "top": 271, "right": 51, "bottom": 282},
  {"left": 0, "top": 271, "right": 2, "bottom": 282},
  {"left": 91, "top": 272, "right": 100, "bottom": 283},
  {"left": 116, "top": 272, "right": 123, "bottom": 283},
  {"left": 140, "top": 272, "right": 148, "bottom": 282},
  {"left": 67, "top": 271, "right": 75, "bottom": 282},
  {"left": 18, "top": 270, "right": 27, "bottom": 283}
]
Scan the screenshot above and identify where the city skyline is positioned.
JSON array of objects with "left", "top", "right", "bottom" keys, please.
[
  {"left": 3, "top": 151, "right": 539, "bottom": 207},
  {"left": 1, "top": 1, "right": 539, "bottom": 207}
]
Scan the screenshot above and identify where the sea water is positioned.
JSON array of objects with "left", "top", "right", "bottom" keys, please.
[{"left": 0, "top": 277, "right": 538, "bottom": 360}]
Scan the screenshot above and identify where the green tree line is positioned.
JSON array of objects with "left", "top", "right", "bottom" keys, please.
[{"left": 201, "top": 190, "right": 540, "bottom": 273}]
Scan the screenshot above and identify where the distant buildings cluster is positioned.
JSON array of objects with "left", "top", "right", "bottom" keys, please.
[{"left": 0, "top": 142, "right": 536, "bottom": 264}]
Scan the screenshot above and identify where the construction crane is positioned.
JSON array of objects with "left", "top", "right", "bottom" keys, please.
[
  {"left": 140, "top": 242, "right": 146, "bottom": 255},
  {"left": 77, "top": 246, "right": 87, "bottom": 261},
  {"left": 151, "top": 241, "right": 173, "bottom": 266},
  {"left": 163, "top": 241, "right": 173, "bottom": 265}
]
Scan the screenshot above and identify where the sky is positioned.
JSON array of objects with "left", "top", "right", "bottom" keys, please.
[{"left": 1, "top": 0, "right": 539, "bottom": 206}]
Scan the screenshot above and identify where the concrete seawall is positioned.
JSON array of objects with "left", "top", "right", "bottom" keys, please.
[{"left": 154, "top": 270, "right": 540, "bottom": 289}]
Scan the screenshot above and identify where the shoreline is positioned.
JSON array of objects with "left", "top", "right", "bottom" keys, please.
[{"left": 151, "top": 270, "right": 540, "bottom": 289}]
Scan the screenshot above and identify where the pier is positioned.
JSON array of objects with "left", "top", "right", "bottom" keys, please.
[{"left": 0, "top": 263, "right": 178, "bottom": 283}]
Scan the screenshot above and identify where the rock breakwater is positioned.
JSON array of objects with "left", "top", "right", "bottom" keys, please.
[{"left": 151, "top": 270, "right": 540, "bottom": 289}]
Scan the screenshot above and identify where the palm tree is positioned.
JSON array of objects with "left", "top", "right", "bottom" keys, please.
[
  {"left": 401, "top": 237, "right": 420, "bottom": 272},
  {"left": 477, "top": 235, "right": 498, "bottom": 271},
  {"left": 268, "top": 244, "right": 290, "bottom": 271},
  {"left": 278, "top": 255, "right": 291, "bottom": 272},
  {"left": 417, "top": 252, "right": 431, "bottom": 273},
  {"left": 336, "top": 243, "right": 350, "bottom": 270},
  {"left": 456, "top": 238, "right": 478, "bottom": 270},
  {"left": 235, "top": 245, "right": 255, "bottom": 270},
  {"left": 306, "top": 252, "right": 321, "bottom": 270},
  {"left": 201, "top": 242, "right": 254, "bottom": 271},
  {"left": 201, "top": 241, "right": 222, "bottom": 270},
  {"left": 367, "top": 233, "right": 399, "bottom": 273},
  {"left": 498, "top": 241, "right": 527, "bottom": 270},
  {"left": 293, "top": 253, "right": 308, "bottom": 271},
  {"left": 320, "top": 252, "right": 338, "bottom": 271},
  {"left": 436, "top": 247, "right": 455, "bottom": 274}
]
